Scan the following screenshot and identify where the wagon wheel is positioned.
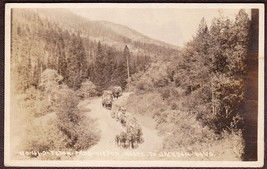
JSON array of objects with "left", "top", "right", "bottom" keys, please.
[
  {"left": 115, "top": 135, "right": 120, "bottom": 147},
  {"left": 122, "top": 120, "right": 127, "bottom": 127},
  {"left": 139, "top": 137, "right": 144, "bottom": 144},
  {"left": 111, "top": 111, "right": 115, "bottom": 118},
  {"left": 116, "top": 116, "right": 119, "bottom": 121},
  {"left": 133, "top": 140, "right": 139, "bottom": 149}
]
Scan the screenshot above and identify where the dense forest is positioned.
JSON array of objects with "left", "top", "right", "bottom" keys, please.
[
  {"left": 126, "top": 9, "right": 251, "bottom": 160},
  {"left": 11, "top": 9, "right": 165, "bottom": 92},
  {"left": 11, "top": 9, "right": 179, "bottom": 158},
  {"left": 10, "top": 8, "right": 252, "bottom": 161}
]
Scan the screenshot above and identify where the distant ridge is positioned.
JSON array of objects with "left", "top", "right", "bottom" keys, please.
[
  {"left": 33, "top": 8, "right": 180, "bottom": 50},
  {"left": 95, "top": 20, "right": 180, "bottom": 50}
]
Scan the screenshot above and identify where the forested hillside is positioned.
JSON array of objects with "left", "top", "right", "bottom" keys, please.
[
  {"left": 11, "top": 9, "right": 179, "bottom": 92},
  {"left": 10, "top": 8, "right": 180, "bottom": 159},
  {"left": 126, "top": 9, "right": 251, "bottom": 160},
  {"left": 10, "top": 8, "right": 253, "bottom": 161},
  {"left": 34, "top": 9, "right": 180, "bottom": 58}
]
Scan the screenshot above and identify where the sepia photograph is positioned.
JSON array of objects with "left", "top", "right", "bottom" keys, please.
[{"left": 4, "top": 3, "right": 264, "bottom": 167}]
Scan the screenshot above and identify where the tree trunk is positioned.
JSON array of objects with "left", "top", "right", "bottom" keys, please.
[
  {"left": 212, "top": 90, "right": 214, "bottom": 114},
  {"left": 48, "top": 94, "right": 51, "bottom": 104},
  {"left": 126, "top": 54, "right": 130, "bottom": 79}
]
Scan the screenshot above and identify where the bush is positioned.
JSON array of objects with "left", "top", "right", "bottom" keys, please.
[
  {"left": 72, "top": 115, "right": 100, "bottom": 150},
  {"left": 125, "top": 90, "right": 244, "bottom": 160},
  {"left": 159, "top": 110, "right": 215, "bottom": 151},
  {"left": 56, "top": 86, "right": 100, "bottom": 150},
  {"left": 158, "top": 86, "right": 179, "bottom": 100},
  {"left": 129, "top": 61, "right": 173, "bottom": 91},
  {"left": 76, "top": 80, "right": 97, "bottom": 99},
  {"left": 158, "top": 87, "right": 171, "bottom": 99},
  {"left": 125, "top": 92, "right": 168, "bottom": 118},
  {"left": 203, "top": 129, "right": 245, "bottom": 160},
  {"left": 20, "top": 84, "right": 100, "bottom": 159},
  {"left": 136, "top": 76, "right": 154, "bottom": 91},
  {"left": 15, "top": 87, "right": 39, "bottom": 118},
  {"left": 35, "top": 98, "right": 53, "bottom": 117},
  {"left": 22, "top": 113, "right": 61, "bottom": 153},
  {"left": 158, "top": 110, "right": 244, "bottom": 160}
]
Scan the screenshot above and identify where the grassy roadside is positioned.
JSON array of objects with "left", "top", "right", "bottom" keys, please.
[{"left": 125, "top": 91, "right": 244, "bottom": 160}]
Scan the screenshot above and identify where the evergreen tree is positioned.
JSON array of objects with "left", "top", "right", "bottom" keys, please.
[
  {"left": 123, "top": 45, "right": 130, "bottom": 79},
  {"left": 208, "top": 10, "right": 250, "bottom": 132},
  {"left": 93, "top": 41, "right": 107, "bottom": 90},
  {"left": 65, "top": 33, "right": 86, "bottom": 89},
  {"left": 229, "top": 9, "right": 250, "bottom": 76}
]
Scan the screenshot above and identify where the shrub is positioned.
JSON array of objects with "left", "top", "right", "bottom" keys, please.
[
  {"left": 159, "top": 110, "right": 215, "bottom": 151},
  {"left": 22, "top": 113, "right": 61, "bottom": 153},
  {"left": 158, "top": 87, "right": 171, "bottom": 99},
  {"left": 136, "top": 76, "right": 154, "bottom": 91},
  {"left": 126, "top": 90, "right": 244, "bottom": 160},
  {"left": 206, "top": 129, "right": 245, "bottom": 160},
  {"left": 130, "top": 61, "right": 173, "bottom": 91},
  {"left": 125, "top": 92, "right": 168, "bottom": 118},
  {"left": 21, "top": 84, "right": 100, "bottom": 159},
  {"left": 39, "top": 69, "right": 63, "bottom": 105},
  {"left": 72, "top": 115, "right": 100, "bottom": 150},
  {"left": 158, "top": 110, "right": 244, "bottom": 160},
  {"left": 35, "top": 98, "right": 53, "bottom": 117},
  {"left": 76, "top": 80, "right": 97, "bottom": 99},
  {"left": 158, "top": 86, "right": 179, "bottom": 100},
  {"left": 56, "top": 86, "right": 100, "bottom": 151}
]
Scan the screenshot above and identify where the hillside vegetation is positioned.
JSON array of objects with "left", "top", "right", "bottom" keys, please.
[
  {"left": 10, "top": 8, "right": 251, "bottom": 161},
  {"left": 11, "top": 8, "right": 179, "bottom": 159},
  {"left": 126, "top": 10, "right": 250, "bottom": 160}
]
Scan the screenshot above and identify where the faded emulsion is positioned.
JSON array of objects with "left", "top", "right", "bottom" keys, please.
[{"left": 4, "top": 4, "right": 264, "bottom": 167}]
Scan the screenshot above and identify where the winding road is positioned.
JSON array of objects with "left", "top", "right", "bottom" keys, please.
[{"left": 75, "top": 92, "right": 163, "bottom": 160}]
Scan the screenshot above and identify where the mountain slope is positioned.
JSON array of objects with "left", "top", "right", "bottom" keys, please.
[
  {"left": 32, "top": 9, "right": 180, "bottom": 52},
  {"left": 96, "top": 20, "right": 180, "bottom": 50}
]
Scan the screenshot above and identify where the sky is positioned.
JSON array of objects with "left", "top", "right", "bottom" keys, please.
[{"left": 70, "top": 7, "right": 251, "bottom": 47}]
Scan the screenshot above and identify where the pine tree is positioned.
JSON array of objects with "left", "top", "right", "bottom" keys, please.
[
  {"left": 229, "top": 9, "right": 250, "bottom": 76},
  {"left": 93, "top": 41, "right": 106, "bottom": 90},
  {"left": 207, "top": 10, "right": 250, "bottom": 132},
  {"left": 65, "top": 33, "right": 86, "bottom": 89},
  {"left": 123, "top": 45, "right": 130, "bottom": 79}
]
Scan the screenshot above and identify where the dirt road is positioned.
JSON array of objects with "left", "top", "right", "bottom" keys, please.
[{"left": 75, "top": 92, "right": 163, "bottom": 160}]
